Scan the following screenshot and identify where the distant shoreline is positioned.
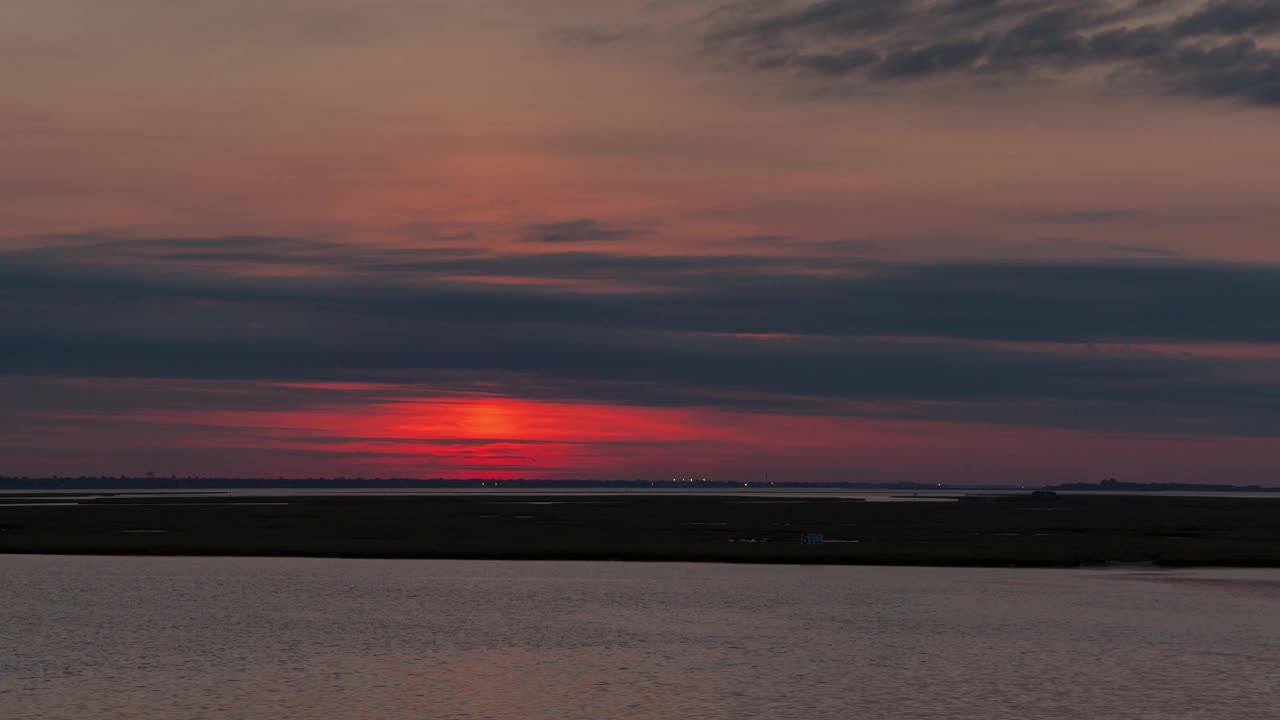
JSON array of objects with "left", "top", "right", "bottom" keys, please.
[
  {"left": 4, "top": 493, "right": 1280, "bottom": 568},
  {"left": 3, "top": 478, "right": 1274, "bottom": 493}
]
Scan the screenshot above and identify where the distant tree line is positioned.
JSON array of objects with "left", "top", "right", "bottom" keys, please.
[
  {"left": 1046, "top": 478, "right": 1272, "bottom": 492},
  {"left": 0, "top": 476, "right": 1020, "bottom": 491}
]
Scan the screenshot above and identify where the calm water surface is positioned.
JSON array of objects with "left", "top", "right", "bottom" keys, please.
[{"left": 2, "top": 556, "right": 1276, "bottom": 719}]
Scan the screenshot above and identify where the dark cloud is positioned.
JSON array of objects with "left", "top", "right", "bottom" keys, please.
[
  {"left": 1021, "top": 209, "right": 1148, "bottom": 224},
  {"left": 286, "top": 435, "right": 677, "bottom": 449},
  {"left": 551, "top": 25, "right": 634, "bottom": 48},
  {"left": 708, "top": 0, "right": 1280, "bottom": 106},
  {"left": 1, "top": 238, "right": 1278, "bottom": 436},
  {"left": 12, "top": 233, "right": 488, "bottom": 273},
  {"left": 792, "top": 48, "right": 881, "bottom": 74},
  {"left": 1004, "top": 237, "right": 1183, "bottom": 258},
  {"left": 877, "top": 38, "right": 990, "bottom": 77},
  {"left": 32, "top": 233, "right": 344, "bottom": 254},
  {"left": 1174, "top": 1, "right": 1280, "bottom": 36},
  {"left": 1012, "top": 207, "right": 1249, "bottom": 226},
  {"left": 710, "top": 0, "right": 911, "bottom": 41},
  {"left": 3, "top": 242, "right": 1277, "bottom": 343},
  {"left": 719, "top": 234, "right": 883, "bottom": 255},
  {"left": 523, "top": 218, "right": 653, "bottom": 243},
  {"left": 1154, "top": 36, "right": 1280, "bottom": 105},
  {"left": 1088, "top": 25, "right": 1179, "bottom": 59}
]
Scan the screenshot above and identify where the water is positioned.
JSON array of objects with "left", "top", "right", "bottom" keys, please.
[{"left": 2, "top": 556, "right": 1276, "bottom": 720}]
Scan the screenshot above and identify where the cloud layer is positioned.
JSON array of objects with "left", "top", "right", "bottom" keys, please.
[
  {"left": 4, "top": 235, "right": 1278, "bottom": 437},
  {"left": 709, "top": 0, "right": 1280, "bottom": 105}
]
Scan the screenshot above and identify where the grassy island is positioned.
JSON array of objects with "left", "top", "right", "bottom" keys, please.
[{"left": 2, "top": 493, "right": 1279, "bottom": 567}]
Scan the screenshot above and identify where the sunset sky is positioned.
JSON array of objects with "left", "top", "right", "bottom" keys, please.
[{"left": 3, "top": 0, "right": 1279, "bottom": 483}]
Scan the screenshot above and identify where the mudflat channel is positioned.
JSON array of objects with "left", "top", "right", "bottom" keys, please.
[{"left": 2, "top": 493, "right": 1278, "bottom": 567}]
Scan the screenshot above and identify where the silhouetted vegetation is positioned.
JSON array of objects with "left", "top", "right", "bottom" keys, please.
[
  {"left": 1047, "top": 478, "right": 1275, "bottom": 492},
  {"left": 3, "top": 493, "right": 1279, "bottom": 567}
]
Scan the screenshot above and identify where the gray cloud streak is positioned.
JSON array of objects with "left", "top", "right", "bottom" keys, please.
[
  {"left": 523, "top": 218, "right": 653, "bottom": 243},
  {"left": 709, "top": 0, "right": 1280, "bottom": 106}
]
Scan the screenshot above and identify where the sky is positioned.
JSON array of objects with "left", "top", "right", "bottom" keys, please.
[{"left": 3, "top": 0, "right": 1279, "bottom": 484}]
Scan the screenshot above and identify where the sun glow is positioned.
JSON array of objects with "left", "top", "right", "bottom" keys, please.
[{"left": 457, "top": 400, "right": 520, "bottom": 438}]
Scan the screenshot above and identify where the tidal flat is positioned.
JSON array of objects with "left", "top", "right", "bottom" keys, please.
[{"left": 2, "top": 493, "right": 1279, "bottom": 567}]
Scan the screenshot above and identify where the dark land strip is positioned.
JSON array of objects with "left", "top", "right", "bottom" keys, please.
[{"left": 2, "top": 494, "right": 1279, "bottom": 567}]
